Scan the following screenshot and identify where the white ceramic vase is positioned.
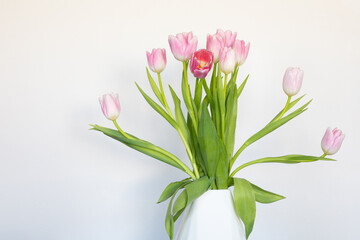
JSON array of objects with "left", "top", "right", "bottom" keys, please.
[{"left": 175, "top": 189, "right": 246, "bottom": 240}]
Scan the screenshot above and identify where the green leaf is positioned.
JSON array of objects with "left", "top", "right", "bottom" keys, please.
[
  {"left": 210, "top": 63, "right": 218, "bottom": 97},
  {"left": 250, "top": 182, "right": 285, "bottom": 204},
  {"left": 216, "top": 73, "right": 226, "bottom": 139},
  {"left": 172, "top": 176, "right": 212, "bottom": 216},
  {"left": 181, "top": 71, "right": 198, "bottom": 132},
  {"left": 146, "top": 67, "right": 164, "bottom": 106},
  {"left": 136, "top": 83, "right": 177, "bottom": 129},
  {"left": 224, "top": 84, "right": 238, "bottom": 161},
  {"left": 172, "top": 190, "right": 187, "bottom": 215},
  {"left": 269, "top": 94, "right": 306, "bottom": 124},
  {"left": 165, "top": 195, "right": 175, "bottom": 240},
  {"left": 184, "top": 176, "right": 212, "bottom": 203},
  {"left": 169, "top": 86, "right": 191, "bottom": 147},
  {"left": 198, "top": 105, "right": 228, "bottom": 188},
  {"left": 157, "top": 178, "right": 191, "bottom": 204},
  {"left": 164, "top": 180, "right": 191, "bottom": 239},
  {"left": 201, "top": 78, "right": 215, "bottom": 115},
  {"left": 194, "top": 78, "right": 202, "bottom": 110},
  {"left": 173, "top": 208, "right": 185, "bottom": 222},
  {"left": 237, "top": 74, "right": 249, "bottom": 98},
  {"left": 231, "top": 154, "right": 335, "bottom": 177},
  {"left": 234, "top": 178, "right": 256, "bottom": 239},
  {"left": 245, "top": 100, "right": 311, "bottom": 147},
  {"left": 253, "top": 154, "right": 335, "bottom": 164},
  {"left": 91, "top": 125, "right": 187, "bottom": 172},
  {"left": 215, "top": 144, "right": 228, "bottom": 189},
  {"left": 198, "top": 105, "right": 221, "bottom": 178},
  {"left": 231, "top": 100, "right": 312, "bottom": 167},
  {"left": 213, "top": 91, "right": 221, "bottom": 134}
]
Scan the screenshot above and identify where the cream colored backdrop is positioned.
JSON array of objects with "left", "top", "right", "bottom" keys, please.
[{"left": 0, "top": 0, "right": 359, "bottom": 239}]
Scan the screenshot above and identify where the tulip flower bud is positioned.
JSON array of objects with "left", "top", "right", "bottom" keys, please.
[
  {"left": 216, "top": 29, "right": 237, "bottom": 48},
  {"left": 321, "top": 127, "right": 345, "bottom": 155},
  {"left": 282, "top": 67, "right": 304, "bottom": 97},
  {"left": 234, "top": 40, "right": 250, "bottom": 66},
  {"left": 206, "top": 33, "right": 224, "bottom": 63},
  {"left": 219, "top": 47, "right": 236, "bottom": 74},
  {"left": 146, "top": 48, "right": 167, "bottom": 73},
  {"left": 99, "top": 93, "right": 121, "bottom": 121},
  {"left": 190, "top": 49, "right": 214, "bottom": 79},
  {"left": 168, "top": 32, "right": 198, "bottom": 62}
]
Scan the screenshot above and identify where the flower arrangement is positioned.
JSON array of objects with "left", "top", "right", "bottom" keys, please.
[{"left": 92, "top": 29, "right": 345, "bottom": 239}]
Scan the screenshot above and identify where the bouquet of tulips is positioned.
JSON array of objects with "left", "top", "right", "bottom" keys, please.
[{"left": 91, "top": 29, "right": 345, "bottom": 239}]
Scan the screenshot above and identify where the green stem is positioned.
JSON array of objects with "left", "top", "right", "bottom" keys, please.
[
  {"left": 275, "top": 96, "right": 291, "bottom": 121},
  {"left": 230, "top": 142, "right": 248, "bottom": 169},
  {"left": 113, "top": 120, "right": 132, "bottom": 139},
  {"left": 230, "top": 159, "right": 263, "bottom": 178},
  {"left": 157, "top": 73, "right": 174, "bottom": 118},
  {"left": 211, "top": 63, "right": 218, "bottom": 97},
  {"left": 224, "top": 74, "right": 228, "bottom": 96},
  {"left": 230, "top": 153, "right": 329, "bottom": 178},
  {"left": 175, "top": 126, "right": 200, "bottom": 179},
  {"left": 183, "top": 61, "right": 198, "bottom": 134}
]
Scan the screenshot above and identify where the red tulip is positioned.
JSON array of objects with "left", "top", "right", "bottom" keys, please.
[{"left": 189, "top": 49, "right": 214, "bottom": 79}]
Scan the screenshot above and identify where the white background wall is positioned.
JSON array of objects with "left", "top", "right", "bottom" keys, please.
[{"left": 0, "top": 0, "right": 359, "bottom": 239}]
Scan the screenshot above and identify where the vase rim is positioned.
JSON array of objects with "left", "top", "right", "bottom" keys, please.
[{"left": 204, "top": 189, "right": 232, "bottom": 194}]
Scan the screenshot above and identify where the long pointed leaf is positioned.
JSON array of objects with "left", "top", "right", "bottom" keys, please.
[
  {"left": 136, "top": 83, "right": 177, "bottom": 128},
  {"left": 165, "top": 195, "right": 175, "bottom": 240},
  {"left": 269, "top": 94, "right": 306, "bottom": 123},
  {"left": 245, "top": 100, "right": 311, "bottom": 146},
  {"left": 146, "top": 67, "right": 164, "bottom": 106},
  {"left": 181, "top": 71, "right": 198, "bottom": 132},
  {"left": 169, "top": 86, "right": 191, "bottom": 147},
  {"left": 172, "top": 176, "right": 212, "bottom": 216},
  {"left": 237, "top": 74, "right": 249, "bottom": 98},
  {"left": 198, "top": 105, "right": 220, "bottom": 179},
  {"left": 172, "top": 190, "right": 187, "bottom": 215},
  {"left": 231, "top": 100, "right": 312, "bottom": 167},
  {"left": 194, "top": 78, "right": 202, "bottom": 110},
  {"left": 250, "top": 182, "right": 285, "bottom": 204},
  {"left": 225, "top": 84, "right": 238, "bottom": 162},
  {"left": 231, "top": 154, "right": 335, "bottom": 177},
  {"left": 184, "top": 176, "right": 212, "bottom": 203},
  {"left": 234, "top": 178, "right": 256, "bottom": 239},
  {"left": 157, "top": 179, "right": 191, "bottom": 203},
  {"left": 216, "top": 73, "right": 226, "bottom": 139},
  {"left": 91, "top": 125, "right": 189, "bottom": 173}
]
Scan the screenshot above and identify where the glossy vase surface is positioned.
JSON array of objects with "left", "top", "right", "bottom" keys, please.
[{"left": 175, "top": 189, "right": 246, "bottom": 240}]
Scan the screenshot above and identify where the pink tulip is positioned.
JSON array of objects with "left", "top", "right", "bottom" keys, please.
[
  {"left": 219, "top": 47, "right": 236, "bottom": 74},
  {"left": 321, "top": 127, "right": 345, "bottom": 155},
  {"left": 234, "top": 40, "right": 250, "bottom": 66},
  {"left": 206, "top": 33, "right": 224, "bottom": 63},
  {"left": 216, "top": 29, "right": 237, "bottom": 48},
  {"left": 146, "top": 48, "right": 167, "bottom": 73},
  {"left": 189, "top": 49, "right": 214, "bottom": 79},
  {"left": 282, "top": 67, "right": 304, "bottom": 96},
  {"left": 168, "top": 32, "right": 198, "bottom": 62},
  {"left": 99, "top": 93, "right": 121, "bottom": 121}
]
